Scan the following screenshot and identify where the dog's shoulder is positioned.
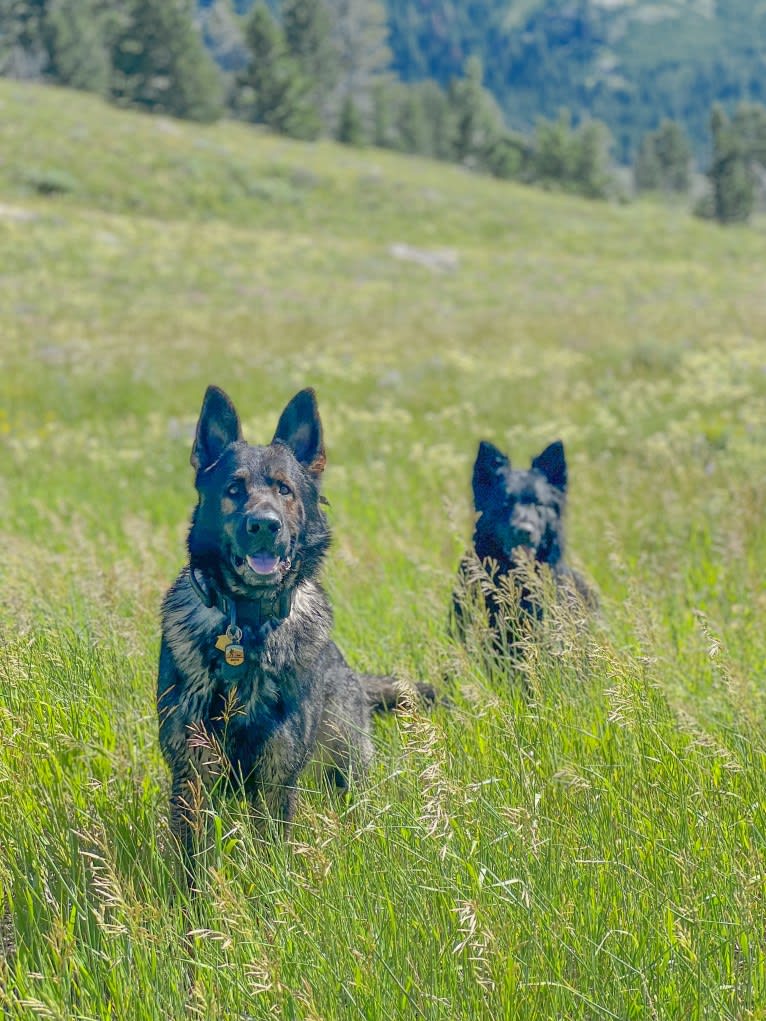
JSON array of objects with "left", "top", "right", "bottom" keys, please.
[
  {"left": 312, "top": 638, "right": 365, "bottom": 697},
  {"left": 160, "top": 568, "right": 222, "bottom": 676},
  {"left": 259, "top": 579, "right": 332, "bottom": 676}
]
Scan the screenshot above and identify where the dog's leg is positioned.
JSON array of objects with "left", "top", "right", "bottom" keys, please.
[
  {"left": 321, "top": 735, "right": 372, "bottom": 793},
  {"left": 316, "top": 689, "right": 374, "bottom": 794},
  {"left": 246, "top": 778, "right": 299, "bottom": 838},
  {"left": 169, "top": 769, "right": 200, "bottom": 885},
  {"left": 169, "top": 739, "right": 224, "bottom": 888},
  {"left": 361, "top": 673, "right": 438, "bottom": 713}
]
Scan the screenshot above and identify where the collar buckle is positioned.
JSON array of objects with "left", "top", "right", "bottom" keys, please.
[{"left": 189, "top": 565, "right": 295, "bottom": 631}]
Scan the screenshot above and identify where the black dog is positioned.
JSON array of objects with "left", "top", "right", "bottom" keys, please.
[
  {"left": 453, "top": 438, "right": 595, "bottom": 659},
  {"left": 158, "top": 386, "right": 421, "bottom": 877}
]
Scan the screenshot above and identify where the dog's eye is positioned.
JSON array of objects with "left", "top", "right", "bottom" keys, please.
[
  {"left": 277, "top": 481, "right": 292, "bottom": 497},
  {"left": 226, "top": 482, "right": 243, "bottom": 498}
]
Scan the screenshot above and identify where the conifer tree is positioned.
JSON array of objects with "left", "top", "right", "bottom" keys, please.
[
  {"left": 238, "top": 2, "right": 285, "bottom": 122},
  {"left": 653, "top": 119, "right": 691, "bottom": 192},
  {"left": 0, "top": 0, "right": 47, "bottom": 77},
  {"left": 44, "top": 0, "right": 110, "bottom": 94},
  {"left": 283, "top": 0, "right": 336, "bottom": 122},
  {"left": 0, "top": 0, "right": 111, "bottom": 88},
  {"left": 484, "top": 132, "right": 528, "bottom": 180},
  {"left": 571, "top": 119, "right": 611, "bottom": 198},
  {"left": 397, "top": 86, "right": 428, "bottom": 154},
  {"left": 732, "top": 102, "right": 766, "bottom": 166},
  {"left": 418, "top": 79, "right": 455, "bottom": 161},
  {"left": 326, "top": 0, "right": 390, "bottom": 119},
  {"left": 709, "top": 104, "right": 754, "bottom": 224},
  {"left": 534, "top": 111, "right": 574, "bottom": 184},
  {"left": 635, "top": 119, "right": 691, "bottom": 193},
  {"left": 634, "top": 131, "right": 662, "bottom": 191},
  {"left": 372, "top": 80, "right": 394, "bottom": 148},
  {"left": 111, "top": 0, "right": 224, "bottom": 122},
  {"left": 238, "top": 1, "right": 320, "bottom": 139},
  {"left": 337, "top": 92, "right": 364, "bottom": 145},
  {"left": 450, "top": 55, "right": 503, "bottom": 167}
]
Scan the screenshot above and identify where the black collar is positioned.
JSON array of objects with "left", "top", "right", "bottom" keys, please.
[{"left": 188, "top": 565, "right": 295, "bottom": 631}]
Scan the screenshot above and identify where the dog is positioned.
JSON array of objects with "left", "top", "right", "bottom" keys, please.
[
  {"left": 157, "top": 385, "right": 425, "bottom": 878},
  {"left": 452, "top": 438, "right": 596, "bottom": 661}
]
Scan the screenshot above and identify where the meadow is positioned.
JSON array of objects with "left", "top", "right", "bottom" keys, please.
[{"left": 1, "top": 80, "right": 766, "bottom": 1019}]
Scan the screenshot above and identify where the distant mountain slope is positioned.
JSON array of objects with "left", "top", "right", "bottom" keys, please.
[
  {"left": 202, "top": 0, "right": 766, "bottom": 162},
  {"left": 386, "top": 0, "right": 766, "bottom": 160}
]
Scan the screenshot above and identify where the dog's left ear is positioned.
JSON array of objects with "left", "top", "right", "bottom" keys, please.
[
  {"left": 532, "top": 440, "right": 567, "bottom": 491},
  {"left": 273, "top": 388, "right": 326, "bottom": 476},
  {"left": 191, "top": 385, "right": 243, "bottom": 472},
  {"left": 472, "top": 440, "right": 509, "bottom": 510}
]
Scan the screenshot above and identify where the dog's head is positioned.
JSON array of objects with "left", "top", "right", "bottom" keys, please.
[
  {"left": 471, "top": 439, "right": 567, "bottom": 569},
  {"left": 187, "top": 386, "right": 330, "bottom": 596}
]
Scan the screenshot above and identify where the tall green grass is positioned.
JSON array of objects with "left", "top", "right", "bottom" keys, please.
[{"left": 1, "top": 81, "right": 766, "bottom": 1019}]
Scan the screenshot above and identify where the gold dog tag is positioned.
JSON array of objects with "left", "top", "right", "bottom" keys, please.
[
  {"left": 225, "top": 643, "right": 245, "bottom": 667},
  {"left": 215, "top": 634, "right": 230, "bottom": 652}
]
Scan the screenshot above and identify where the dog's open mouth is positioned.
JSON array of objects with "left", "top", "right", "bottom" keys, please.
[{"left": 232, "top": 551, "right": 291, "bottom": 581}]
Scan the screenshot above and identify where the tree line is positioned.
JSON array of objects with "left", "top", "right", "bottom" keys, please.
[
  {"left": 383, "top": 0, "right": 766, "bottom": 166},
  {"left": 0, "top": 0, "right": 614, "bottom": 199},
  {"left": 634, "top": 106, "right": 766, "bottom": 224},
  {"left": 1, "top": 0, "right": 765, "bottom": 221}
]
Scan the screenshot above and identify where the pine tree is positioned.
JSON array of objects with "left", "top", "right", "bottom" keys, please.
[
  {"left": 732, "top": 102, "right": 766, "bottom": 166},
  {"left": 372, "top": 80, "right": 395, "bottom": 148},
  {"left": 397, "top": 86, "right": 429, "bottom": 154},
  {"left": 709, "top": 104, "right": 754, "bottom": 224},
  {"left": 238, "top": 2, "right": 285, "bottom": 122},
  {"left": 43, "top": 0, "right": 110, "bottom": 94},
  {"left": 0, "top": 0, "right": 47, "bottom": 77},
  {"left": 418, "top": 79, "right": 455, "bottom": 161},
  {"left": 238, "top": 1, "right": 320, "bottom": 140},
  {"left": 450, "top": 56, "right": 503, "bottom": 168},
  {"left": 337, "top": 93, "right": 364, "bottom": 145},
  {"left": 0, "top": 0, "right": 112, "bottom": 88},
  {"left": 283, "top": 0, "right": 336, "bottom": 124},
  {"left": 484, "top": 132, "right": 529, "bottom": 180},
  {"left": 653, "top": 119, "right": 691, "bottom": 192},
  {"left": 325, "top": 0, "right": 390, "bottom": 121},
  {"left": 111, "top": 0, "right": 224, "bottom": 122},
  {"left": 634, "top": 120, "right": 691, "bottom": 193},
  {"left": 634, "top": 132, "right": 662, "bottom": 191},
  {"left": 534, "top": 111, "right": 575, "bottom": 185},
  {"left": 637, "top": 130, "right": 661, "bottom": 191},
  {"left": 571, "top": 119, "right": 612, "bottom": 198}
]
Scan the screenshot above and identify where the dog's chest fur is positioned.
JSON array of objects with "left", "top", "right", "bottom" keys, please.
[{"left": 158, "top": 569, "right": 331, "bottom": 781}]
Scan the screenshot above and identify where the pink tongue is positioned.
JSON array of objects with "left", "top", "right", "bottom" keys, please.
[{"left": 246, "top": 553, "right": 280, "bottom": 575}]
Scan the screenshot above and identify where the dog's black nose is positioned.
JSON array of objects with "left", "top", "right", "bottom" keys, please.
[{"left": 246, "top": 513, "right": 281, "bottom": 536}]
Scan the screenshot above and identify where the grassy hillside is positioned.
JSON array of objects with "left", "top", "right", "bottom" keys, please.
[{"left": 2, "top": 81, "right": 766, "bottom": 1019}]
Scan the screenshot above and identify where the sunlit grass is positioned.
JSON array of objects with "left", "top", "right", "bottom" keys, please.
[{"left": 1, "top": 80, "right": 766, "bottom": 1019}]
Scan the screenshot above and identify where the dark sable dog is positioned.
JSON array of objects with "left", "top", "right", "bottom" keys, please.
[
  {"left": 453, "top": 438, "right": 595, "bottom": 657},
  {"left": 158, "top": 386, "right": 416, "bottom": 874}
]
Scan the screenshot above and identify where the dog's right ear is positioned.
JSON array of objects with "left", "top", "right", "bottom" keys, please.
[
  {"left": 191, "top": 385, "right": 243, "bottom": 471},
  {"left": 532, "top": 440, "right": 567, "bottom": 491},
  {"left": 472, "top": 440, "right": 509, "bottom": 510},
  {"left": 272, "top": 388, "right": 326, "bottom": 477}
]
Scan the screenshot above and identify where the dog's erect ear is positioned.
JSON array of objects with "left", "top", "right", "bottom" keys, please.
[
  {"left": 272, "top": 388, "right": 326, "bottom": 476},
  {"left": 472, "top": 440, "right": 509, "bottom": 510},
  {"left": 191, "top": 385, "right": 243, "bottom": 471},
  {"left": 532, "top": 440, "right": 567, "bottom": 491}
]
